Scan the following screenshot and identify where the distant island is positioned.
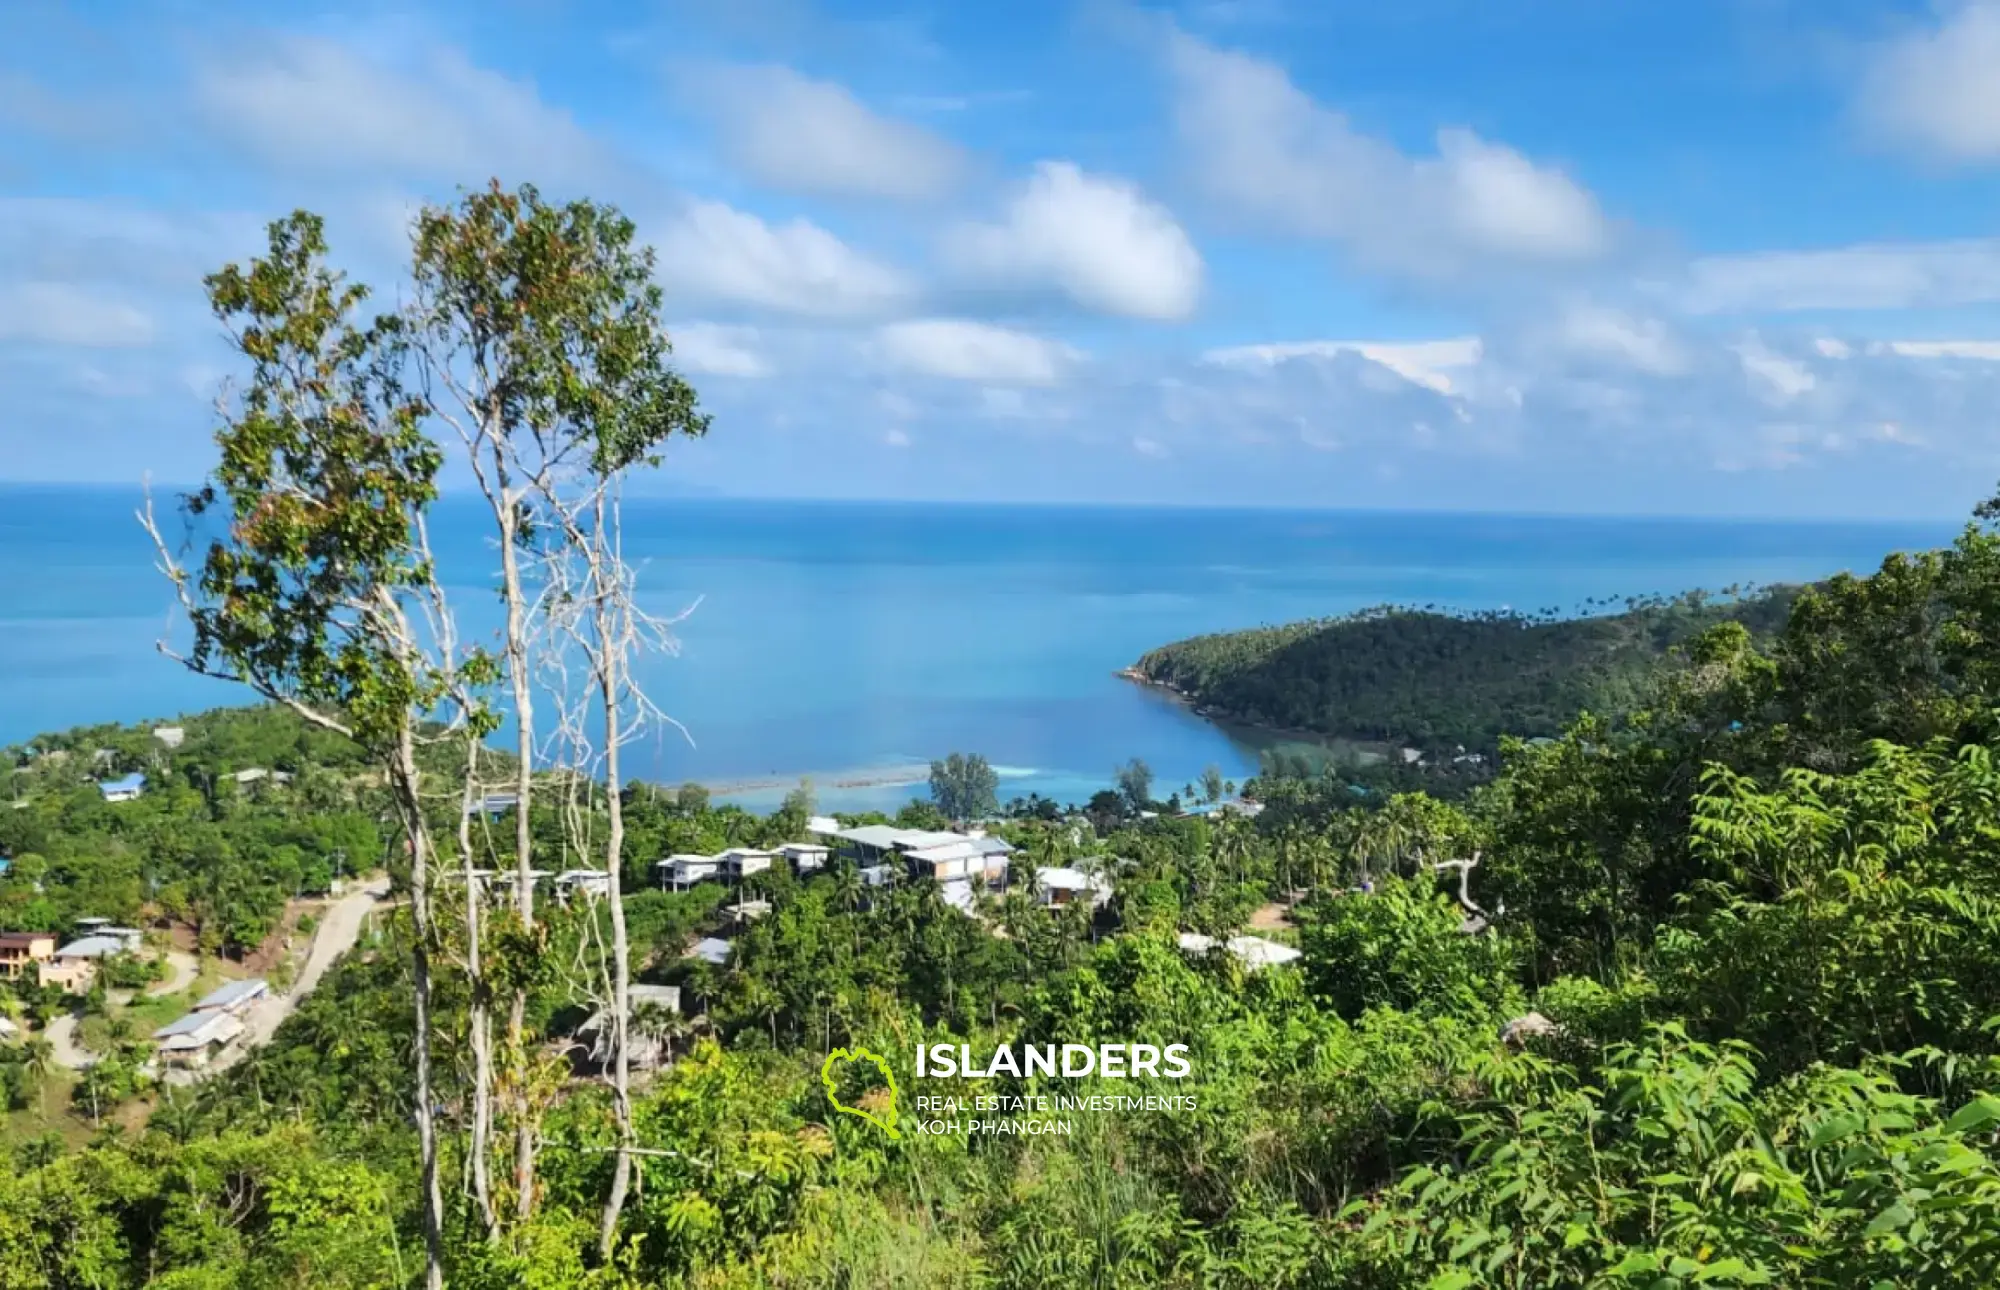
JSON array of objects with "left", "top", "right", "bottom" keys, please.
[{"left": 1125, "top": 587, "right": 1801, "bottom": 760}]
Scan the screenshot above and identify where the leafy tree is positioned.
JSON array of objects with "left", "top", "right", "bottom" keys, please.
[
  {"left": 928, "top": 752, "right": 999, "bottom": 822},
  {"left": 1116, "top": 757, "right": 1155, "bottom": 812}
]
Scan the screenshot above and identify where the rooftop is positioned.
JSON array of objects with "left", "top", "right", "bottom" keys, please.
[
  {"left": 194, "top": 978, "right": 268, "bottom": 1011},
  {"left": 155, "top": 1011, "right": 244, "bottom": 1049},
  {"left": 688, "top": 937, "right": 733, "bottom": 966},
  {"left": 54, "top": 934, "right": 128, "bottom": 959}
]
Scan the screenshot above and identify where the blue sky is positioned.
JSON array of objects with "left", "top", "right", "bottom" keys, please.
[{"left": 4, "top": 0, "right": 2000, "bottom": 517}]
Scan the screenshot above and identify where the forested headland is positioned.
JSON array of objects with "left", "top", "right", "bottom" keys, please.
[
  {"left": 2, "top": 179, "right": 1999, "bottom": 1288},
  {"left": 1130, "top": 587, "right": 1801, "bottom": 761}
]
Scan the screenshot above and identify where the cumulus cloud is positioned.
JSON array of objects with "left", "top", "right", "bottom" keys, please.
[
  {"left": 670, "top": 322, "right": 770, "bottom": 377},
  {"left": 1203, "top": 337, "right": 1483, "bottom": 394},
  {"left": 651, "top": 199, "right": 913, "bottom": 317},
  {"left": 873, "top": 318, "right": 1082, "bottom": 384},
  {"left": 945, "top": 161, "right": 1203, "bottom": 320},
  {"left": 0, "top": 283, "right": 154, "bottom": 348},
  {"left": 1165, "top": 29, "right": 1611, "bottom": 279},
  {"left": 1680, "top": 238, "right": 2000, "bottom": 313},
  {"left": 693, "top": 64, "right": 968, "bottom": 200},
  {"left": 1857, "top": 2, "right": 2000, "bottom": 160},
  {"left": 194, "top": 36, "right": 613, "bottom": 185}
]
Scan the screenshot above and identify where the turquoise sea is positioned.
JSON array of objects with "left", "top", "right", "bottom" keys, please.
[{"left": 0, "top": 484, "right": 1958, "bottom": 811}]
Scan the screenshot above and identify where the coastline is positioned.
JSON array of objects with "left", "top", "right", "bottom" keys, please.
[{"left": 1115, "top": 666, "right": 1388, "bottom": 757}]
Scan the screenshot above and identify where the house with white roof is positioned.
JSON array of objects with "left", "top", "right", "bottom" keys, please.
[
  {"left": 657, "top": 854, "right": 721, "bottom": 891},
  {"left": 1176, "top": 932, "right": 1302, "bottom": 971},
  {"left": 717, "top": 848, "right": 775, "bottom": 880},
  {"left": 1035, "top": 867, "right": 1113, "bottom": 909},
  {"left": 152, "top": 726, "right": 185, "bottom": 749},
  {"left": 779, "top": 842, "right": 829, "bottom": 874},
  {"left": 553, "top": 869, "right": 611, "bottom": 902}
]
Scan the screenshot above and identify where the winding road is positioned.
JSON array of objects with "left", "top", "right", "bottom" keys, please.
[{"left": 47, "top": 880, "right": 389, "bottom": 1075}]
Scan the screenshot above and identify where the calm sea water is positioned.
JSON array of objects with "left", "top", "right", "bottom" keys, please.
[{"left": 0, "top": 484, "right": 1958, "bottom": 811}]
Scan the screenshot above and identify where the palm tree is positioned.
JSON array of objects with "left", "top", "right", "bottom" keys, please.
[{"left": 20, "top": 1037, "right": 53, "bottom": 1117}]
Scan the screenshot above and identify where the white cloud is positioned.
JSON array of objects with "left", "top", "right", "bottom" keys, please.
[
  {"left": 1165, "top": 29, "right": 1610, "bottom": 279},
  {"left": 1202, "top": 337, "right": 1483, "bottom": 393},
  {"left": 1735, "top": 336, "right": 1817, "bottom": 404},
  {"left": 1542, "top": 304, "right": 1686, "bottom": 376},
  {"left": 1858, "top": 2, "right": 2000, "bottom": 161},
  {"left": 1681, "top": 238, "right": 2000, "bottom": 313},
  {"left": 1878, "top": 339, "right": 2000, "bottom": 360},
  {"left": 695, "top": 64, "right": 968, "bottom": 200},
  {"left": 652, "top": 199, "right": 913, "bottom": 317},
  {"left": 0, "top": 283, "right": 154, "bottom": 347},
  {"left": 883, "top": 427, "right": 912, "bottom": 447},
  {"left": 873, "top": 319, "right": 1081, "bottom": 384},
  {"left": 946, "top": 161, "right": 1203, "bottom": 320},
  {"left": 194, "top": 36, "right": 611, "bottom": 184},
  {"left": 670, "top": 322, "right": 770, "bottom": 377}
]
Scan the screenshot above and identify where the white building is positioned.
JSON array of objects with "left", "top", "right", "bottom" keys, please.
[
  {"left": 1176, "top": 933, "right": 1302, "bottom": 971},
  {"left": 717, "top": 848, "right": 775, "bottom": 880},
  {"left": 658, "top": 854, "right": 721, "bottom": 890},
  {"left": 779, "top": 842, "right": 829, "bottom": 874},
  {"left": 553, "top": 869, "right": 612, "bottom": 901},
  {"left": 152, "top": 726, "right": 185, "bottom": 749},
  {"left": 687, "top": 937, "right": 733, "bottom": 966},
  {"left": 1035, "top": 867, "right": 1112, "bottom": 909}
]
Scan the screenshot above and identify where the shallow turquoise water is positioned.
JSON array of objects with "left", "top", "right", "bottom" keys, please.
[{"left": 0, "top": 484, "right": 1955, "bottom": 810}]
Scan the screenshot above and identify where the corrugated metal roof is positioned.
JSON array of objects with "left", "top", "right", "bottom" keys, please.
[{"left": 194, "top": 978, "right": 268, "bottom": 1011}]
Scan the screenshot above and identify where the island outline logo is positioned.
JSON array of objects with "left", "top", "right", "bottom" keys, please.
[{"left": 820, "top": 1046, "right": 902, "bottom": 1138}]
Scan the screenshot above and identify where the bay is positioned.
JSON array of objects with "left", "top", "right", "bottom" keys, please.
[{"left": 0, "top": 483, "right": 1956, "bottom": 811}]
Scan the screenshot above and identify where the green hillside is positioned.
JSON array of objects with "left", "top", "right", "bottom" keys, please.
[{"left": 1131, "top": 590, "right": 1799, "bottom": 753}]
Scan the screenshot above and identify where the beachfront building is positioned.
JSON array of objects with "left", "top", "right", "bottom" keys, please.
[
  {"left": 98, "top": 773, "right": 146, "bottom": 804},
  {"left": 1176, "top": 932, "right": 1302, "bottom": 971},
  {"left": 1035, "top": 867, "right": 1113, "bottom": 910},
  {"left": 0, "top": 931, "right": 56, "bottom": 979},
  {"left": 153, "top": 1009, "right": 246, "bottom": 1068}
]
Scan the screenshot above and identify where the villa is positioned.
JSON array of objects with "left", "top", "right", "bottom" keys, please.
[
  {"left": 0, "top": 931, "right": 56, "bottom": 979},
  {"left": 658, "top": 854, "right": 721, "bottom": 890},
  {"left": 717, "top": 847, "right": 775, "bottom": 880},
  {"left": 1035, "top": 867, "right": 1113, "bottom": 909},
  {"left": 39, "top": 932, "right": 130, "bottom": 991},
  {"left": 98, "top": 773, "right": 146, "bottom": 804},
  {"left": 828, "top": 825, "right": 1017, "bottom": 886},
  {"left": 553, "top": 869, "right": 611, "bottom": 901},
  {"left": 778, "top": 842, "right": 829, "bottom": 873}
]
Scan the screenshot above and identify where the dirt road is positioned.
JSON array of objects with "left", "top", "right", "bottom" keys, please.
[{"left": 217, "top": 879, "right": 389, "bottom": 1066}]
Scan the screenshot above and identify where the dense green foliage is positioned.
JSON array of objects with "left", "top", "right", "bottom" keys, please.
[
  {"left": 1, "top": 707, "right": 378, "bottom": 952},
  {"left": 1133, "top": 588, "right": 1800, "bottom": 756}
]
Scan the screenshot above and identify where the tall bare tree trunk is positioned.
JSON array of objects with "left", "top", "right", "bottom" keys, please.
[
  {"left": 596, "top": 490, "right": 636, "bottom": 1261},
  {"left": 392, "top": 726, "right": 447, "bottom": 1290},
  {"left": 496, "top": 475, "right": 541, "bottom": 1223},
  {"left": 457, "top": 744, "right": 497, "bottom": 1238}
]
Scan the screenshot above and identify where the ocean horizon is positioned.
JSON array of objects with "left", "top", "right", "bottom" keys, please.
[{"left": 0, "top": 482, "right": 1961, "bottom": 811}]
